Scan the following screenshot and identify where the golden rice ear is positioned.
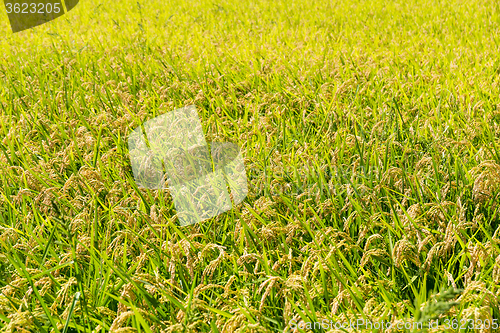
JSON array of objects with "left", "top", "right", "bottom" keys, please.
[{"left": 5, "top": 0, "right": 79, "bottom": 33}]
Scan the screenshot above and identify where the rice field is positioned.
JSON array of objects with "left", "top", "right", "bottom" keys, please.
[{"left": 0, "top": 0, "right": 500, "bottom": 331}]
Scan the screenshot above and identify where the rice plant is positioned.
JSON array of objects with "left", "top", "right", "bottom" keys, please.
[{"left": 0, "top": 0, "right": 499, "bottom": 331}]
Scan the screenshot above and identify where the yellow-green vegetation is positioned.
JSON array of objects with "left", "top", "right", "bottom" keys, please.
[{"left": 0, "top": 0, "right": 500, "bottom": 331}]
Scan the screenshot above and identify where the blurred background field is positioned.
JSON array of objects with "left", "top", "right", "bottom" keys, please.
[{"left": 0, "top": 0, "right": 500, "bottom": 331}]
